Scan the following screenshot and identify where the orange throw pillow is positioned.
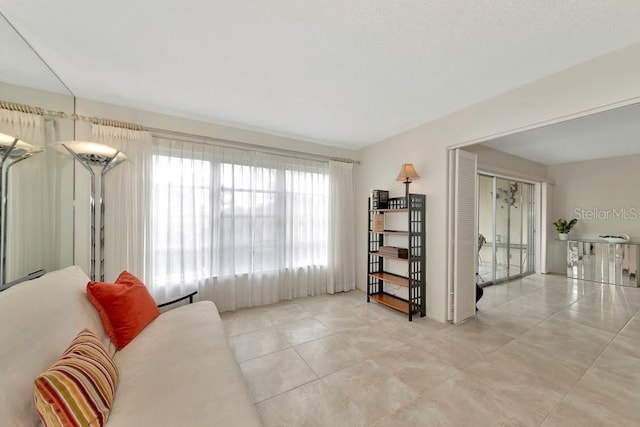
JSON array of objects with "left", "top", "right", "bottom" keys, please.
[{"left": 86, "top": 271, "right": 160, "bottom": 350}]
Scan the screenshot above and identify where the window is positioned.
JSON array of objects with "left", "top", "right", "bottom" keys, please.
[
  {"left": 150, "top": 151, "right": 329, "bottom": 287},
  {"left": 151, "top": 154, "right": 212, "bottom": 285}
]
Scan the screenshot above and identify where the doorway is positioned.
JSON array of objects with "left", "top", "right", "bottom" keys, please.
[{"left": 477, "top": 174, "right": 535, "bottom": 286}]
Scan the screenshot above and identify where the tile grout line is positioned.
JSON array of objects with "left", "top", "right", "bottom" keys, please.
[
  {"left": 473, "top": 279, "right": 623, "bottom": 425},
  {"left": 248, "top": 309, "right": 356, "bottom": 405},
  {"left": 250, "top": 332, "right": 356, "bottom": 420},
  {"left": 538, "top": 297, "right": 639, "bottom": 426},
  {"left": 240, "top": 346, "right": 317, "bottom": 405},
  {"left": 232, "top": 317, "right": 345, "bottom": 364},
  {"left": 230, "top": 279, "right": 640, "bottom": 425},
  {"left": 234, "top": 292, "right": 366, "bottom": 409},
  {"left": 252, "top": 374, "right": 320, "bottom": 405}
]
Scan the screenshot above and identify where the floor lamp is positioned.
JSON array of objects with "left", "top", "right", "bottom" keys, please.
[
  {"left": 0, "top": 132, "right": 43, "bottom": 286},
  {"left": 56, "top": 141, "right": 126, "bottom": 281}
]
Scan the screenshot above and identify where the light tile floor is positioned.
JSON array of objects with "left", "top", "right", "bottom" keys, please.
[{"left": 220, "top": 274, "right": 640, "bottom": 426}]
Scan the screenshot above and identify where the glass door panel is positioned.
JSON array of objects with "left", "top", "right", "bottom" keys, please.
[
  {"left": 494, "top": 178, "right": 510, "bottom": 282},
  {"left": 477, "top": 175, "right": 536, "bottom": 285},
  {"left": 508, "top": 180, "right": 522, "bottom": 277},
  {"left": 477, "top": 175, "right": 494, "bottom": 285},
  {"left": 521, "top": 182, "right": 534, "bottom": 275}
]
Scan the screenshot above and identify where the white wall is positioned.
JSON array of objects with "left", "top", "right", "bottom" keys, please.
[
  {"left": 0, "top": 82, "right": 74, "bottom": 115},
  {"left": 357, "top": 43, "right": 640, "bottom": 322},
  {"left": 549, "top": 153, "right": 640, "bottom": 239},
  {"left": 547, "top": 153, "right": 640, "bottom": 273},
  {"left": 74, "top": 98, "right": 359, "bottom": 160},
  {"left": 464, "top": 144, "right": 549, "bottom": 182}
]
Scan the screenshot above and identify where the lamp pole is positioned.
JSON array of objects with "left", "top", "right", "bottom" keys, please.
[
  {"left": 0, "top": 136, "right": 42, "bottom": 286},
  {"left": 0, "top": 138, "right": 19, "bottom": 285},
  {"left": 99, "top": 151, "right": 122, "bottom": 281},
  {"left": 404, "top": 178, "right": 411, "bottom": 204},
  {"left": 62, "top": 144, "right": 124, "bottom": 281}
]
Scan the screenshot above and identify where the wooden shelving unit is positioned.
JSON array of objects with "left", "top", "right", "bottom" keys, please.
[{"left": 367, "top": 194, "right": 426, "bottom": 321}]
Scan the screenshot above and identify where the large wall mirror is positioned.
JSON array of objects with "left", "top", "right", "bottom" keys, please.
[{"left": 0, "top": 13, "right": 75, "bottom": 286}]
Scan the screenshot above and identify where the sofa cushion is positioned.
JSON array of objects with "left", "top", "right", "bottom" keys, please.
[
  {"left": 87, "top": 271, "right": 160, "bottom": 350},
  {"left": 34, "top": 329, "right": 119, "bottom": 427},
  {"left": 107, "top": 301, "right": 262, "bottom": 427},
  {"left": 0, "top": 266, "right": 110, "bottom": 427}
]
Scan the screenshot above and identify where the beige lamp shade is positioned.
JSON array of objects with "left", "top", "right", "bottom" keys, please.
[
  {"left": 0, "top": 131, "right": 42, "bottom": 158},
  {"left": 54, "top": 141, "right": 127, "bottom": 166},
  {"left": 396, "top": 163, "right": 420, "bottom": 183}
]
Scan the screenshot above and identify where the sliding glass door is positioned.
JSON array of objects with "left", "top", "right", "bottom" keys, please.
[
  {"left": 477, "top": 175, "right": 495, "bottom": 284},
  {"left": 477, "top": 174, "right": 535, "bottom": 286}
]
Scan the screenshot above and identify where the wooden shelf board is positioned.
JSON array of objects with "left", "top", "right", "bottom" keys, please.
[
  {"left": 372, "top": 230, "right": 409, "bottom": 236},
  {"left": 368, "top": 271, "right": 409, "bottom": 287},
  {"left": 370, "top": 208, "right": 408, "bottom": 213},
  {"left": 370, "top": 293, "right": 409, "bottom": 314},
  {"left": 369, "top": 251, "right": 409, "bottom": 261}
]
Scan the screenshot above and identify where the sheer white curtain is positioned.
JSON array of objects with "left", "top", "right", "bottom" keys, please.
[
  {"left": 0, "top": 109, "right": 56, "bottom": 281},
  {"left": 149, "top": 137, "right": 330, "bottom": 311},
  {"left": 328, "top": 160, "right": 356, "bottom": 293},
  {"left": 92, "top": 124, "right": 152, "bottom": 282}
]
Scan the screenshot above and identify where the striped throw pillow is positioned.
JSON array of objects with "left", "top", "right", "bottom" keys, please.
[{"left": 34, "top": 329, "right": 119, "bottom": 427}]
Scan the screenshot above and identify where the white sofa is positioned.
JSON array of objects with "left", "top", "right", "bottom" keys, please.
[{"left": 0, "top": 266, "right": 262, "bottom": 426}]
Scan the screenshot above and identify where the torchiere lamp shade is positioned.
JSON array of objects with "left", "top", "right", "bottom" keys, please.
[
  {"left": 0, "top": 132, "right": 42, "bottom": 158},
  {"left": 54, "top": 141, "right": 127, "bottom": 166}
]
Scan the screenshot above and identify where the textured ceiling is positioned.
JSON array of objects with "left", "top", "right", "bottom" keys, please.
[
  {"left": 483, "top": 102, "right": 640, "bottom": 165},
  {"left": 1, "top": 1, "right": 640, "bottom": 149}
]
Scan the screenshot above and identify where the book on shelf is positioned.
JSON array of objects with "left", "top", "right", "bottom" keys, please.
[
  {"left": 378, "top": 246, "right": 408, "bottom": 258},
  {"left": 371, "top": 189, "right": 389, "bottom": 209},
  {"left": 372, "top": 214, "right": 385, "bottom": 232}
]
